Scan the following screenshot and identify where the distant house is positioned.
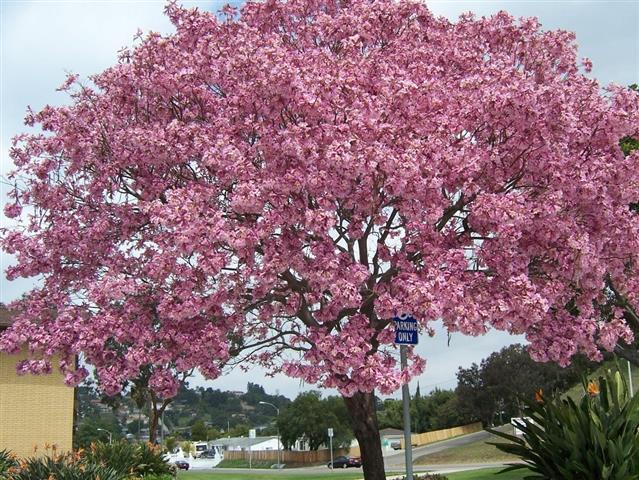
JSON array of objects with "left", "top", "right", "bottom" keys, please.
[
  {"left": 211, "top": 436, "right": 282, "bottom": 452},
  {"left": 0, "top": 306, "right": 75, "bottom": 457}
]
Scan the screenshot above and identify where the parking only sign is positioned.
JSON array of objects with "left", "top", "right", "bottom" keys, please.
[{"left": 393, "top": 314, "right": 419, "bottom": 345}]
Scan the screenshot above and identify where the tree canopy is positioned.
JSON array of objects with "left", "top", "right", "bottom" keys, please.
[
  {"left": 2, "top": 0, "right": 638, "bottom": 477},
  {"left": 455, "top": 344, "right": 593, "bottom": 425},
  {"left": 277, "top": 392, "right": 352, "bottom": 450}
]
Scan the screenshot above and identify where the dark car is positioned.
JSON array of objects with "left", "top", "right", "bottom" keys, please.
[
  {"left": 327, "top": 456, "right": 362, "bottom": 468},
  {"left": 174, "top": 460, "right": 190, "bottom": 470}
]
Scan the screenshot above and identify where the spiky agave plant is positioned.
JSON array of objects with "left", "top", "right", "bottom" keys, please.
[{"left": 489, "top": 365, "right": 639, "bottom": 479}]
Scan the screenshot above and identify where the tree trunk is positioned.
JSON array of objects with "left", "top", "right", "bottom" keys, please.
[
  {"left": 343, "top": 391, "right": 386, "bottom": 480},
  {"left": 149, "top": 405, "right": 159, "bottom": 444},
  {"left": 149, "top": 397, "right": 171, "bottom": 445}
]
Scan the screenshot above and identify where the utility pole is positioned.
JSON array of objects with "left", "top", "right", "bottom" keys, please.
[{"left": 259, "top": 401, "right": 281, "bottom": 468}]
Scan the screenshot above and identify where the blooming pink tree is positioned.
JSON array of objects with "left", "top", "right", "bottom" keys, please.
[{"left": 3, "top": 0, "right": 639, "bottom": 475}]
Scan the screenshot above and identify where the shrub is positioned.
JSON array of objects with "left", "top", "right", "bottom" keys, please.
[
  {"left": 164, "top": 437, "right": 178, "bottom": 453},
  {"left": 135, "top": 442, "right": 173, "bottom": 477},
  {"left": 0, "top": 441, "right": 172, "bottom": 479},
  {"left": 6, "top": 453, "right": 123, "bottom": 480},
  {"left": 82, "top": 440, "right": 140, "bottom": 476},
  {"left": 180, "top": 441, "right": 194, "bottom": 457},
  {"left": 489, "top": 366, "right": 639, "bottom": 479},
  {"left": 81, "top": 440, "right": 172, "bottom": 478},
  {"left": 0, "top": 449, "right": 18, "bottom": 476}
]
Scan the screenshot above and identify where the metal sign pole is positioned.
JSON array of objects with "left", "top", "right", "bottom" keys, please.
[
  {"left": 328, "top": 428, "right": 334, "bottom": 470},
  {"left": 393, "top": 314, "right": 418, "bottom": 480},
  {"left": 330, "top": 435, "right": 333, "bottom": 470},
  {"left": 401, "top": 345, "right": 413, "bottom": 480}
]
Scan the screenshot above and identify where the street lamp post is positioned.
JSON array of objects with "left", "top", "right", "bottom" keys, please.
[
  {"left": 259, "top": 401, "right": 281, "bottom": 468},
  {"left": 97, "top": 428, "right": 113, "bottom": 445}
]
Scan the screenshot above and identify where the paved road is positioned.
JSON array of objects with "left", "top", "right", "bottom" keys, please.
[
  {"left": 384, "top": 428, "right": 496, "bottom": 470},
  {"left": 193, "top": 462, "right": 510, "bottom": 476}
]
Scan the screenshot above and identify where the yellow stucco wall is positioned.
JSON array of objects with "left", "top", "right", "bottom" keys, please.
[{"left": 0, "top": 351, "right": 74, "bottom": 458}]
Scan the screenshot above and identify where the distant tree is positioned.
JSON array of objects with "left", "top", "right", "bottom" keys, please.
[
  {"left": 456, "top": 344, "right": 593, "bottom": 425},
  {"left": 431, "top": 394, "right": 463, "bottom": 430},
  {"left": 126, "top": 419, "right": 148, "bottom": 435},
  {"left": 228, "top": 423, "right": 250, "bottom": 438},
  {"left": 165, "top": 436, "right": 179, "bottom": 453},
  {"left": 191, "top": 420, "right": 209, "bottom": 441},
  {"left": 322, "top": 395, "right": 354, "bottom": 448},
  {"left": 278, "top": 392, "right": 353, "bottom": 450},
  {"left": 377, "top": 399, "right": 403, "bottom": 430},
  {"left": 417, "top": 388, "right": 458, "bottom": 431},
  {"left": 181, "top": 441, "right": 194, "bottom": 458},
  {"left": 74, "top": 415, "right": 122, "bottom": 448},
  {"left": 378, "top": 388, "right": 461, "bottom": 432},
  {"left": 242, "top": 383, "right": 267, "bottom": 406}
]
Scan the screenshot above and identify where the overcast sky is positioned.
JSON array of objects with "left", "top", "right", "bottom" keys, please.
[{"left": 1, "top": 0, "right": 637, "bottom": 400}]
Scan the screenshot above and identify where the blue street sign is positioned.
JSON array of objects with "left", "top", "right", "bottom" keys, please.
[{"left": 393, "top": 314, "right": 419, "bottom": 345}]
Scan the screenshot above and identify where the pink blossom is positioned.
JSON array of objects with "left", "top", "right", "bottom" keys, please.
[
  {"left": 3, "top": 202, "right": 21, "bottom": 218},
  {"left": 1, "top": 0, "right": 638, "bottom": 405}
]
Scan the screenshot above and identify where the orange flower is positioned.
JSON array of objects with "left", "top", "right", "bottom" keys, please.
[
  {"left": 535, "top": 389, "right": 544, "bottom": 403},
  {"left": 587, "top": 381, "right": 600, "bottom": 396}
]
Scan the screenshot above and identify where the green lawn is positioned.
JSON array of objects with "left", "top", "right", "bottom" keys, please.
[
  {"left": 414, "top": 434, "right": 520, "bottom": 465},
  {"left": 178, "top": 472, "right": 370, "bottom": 480},
  {"left": 447, "top": 467, "right": 529, "bottom": 480},
  {"left": 177, "top": 466, "right": 530, "bottom": 480}
]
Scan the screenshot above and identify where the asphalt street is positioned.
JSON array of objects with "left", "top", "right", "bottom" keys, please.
[{"left": 383, "top": 428, "right": 493, "bottom": 470}]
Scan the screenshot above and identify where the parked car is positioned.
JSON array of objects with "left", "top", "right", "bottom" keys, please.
[
  {"left": 199, "top": 450, "right": 217, "bottom": 459},
  {"left": 174, "top": 460, "right": 190, "bottom": 470},
  {"left": 327, "top": 456, "right": 362, "bottom": 468},
  {"left": 391, "top": 440, "right": 402, "bottom": 450}
]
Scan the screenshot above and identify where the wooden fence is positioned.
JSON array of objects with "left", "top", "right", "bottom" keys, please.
[
  {"left": 223, "top": 446, "right": 359, "bottom": 464},
  {"left": 399, "top": 422, "right": 483, "bottom": 448}
]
